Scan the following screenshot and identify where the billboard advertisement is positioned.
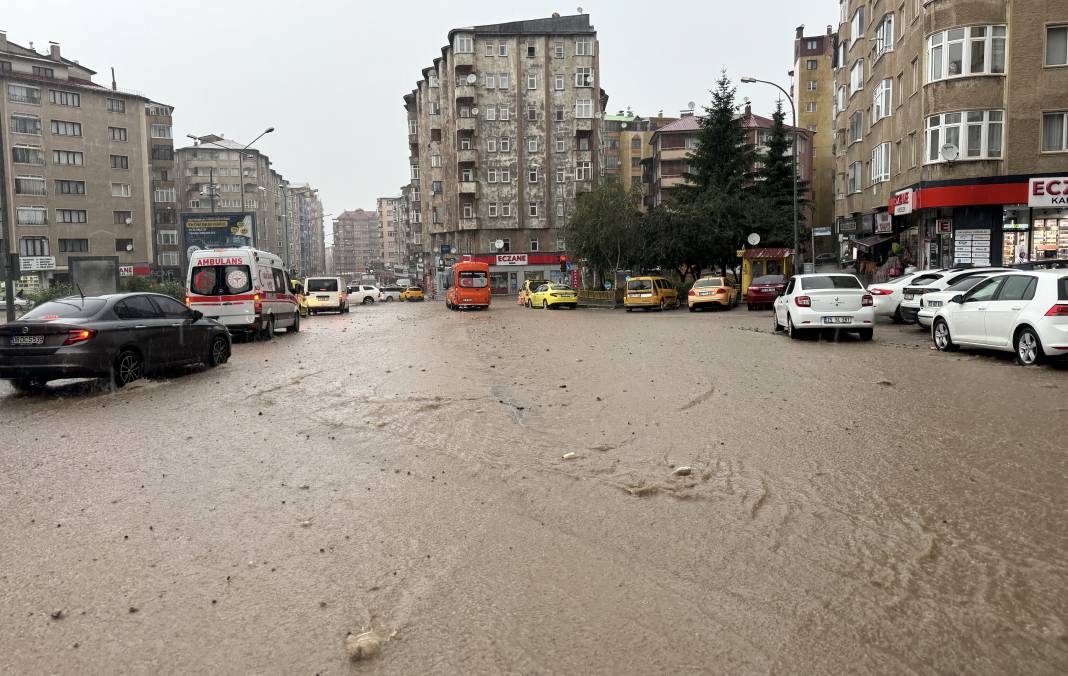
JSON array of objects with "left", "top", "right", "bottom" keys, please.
[{"left": 181, "top": 213, "right": 256, "bottom": 264}]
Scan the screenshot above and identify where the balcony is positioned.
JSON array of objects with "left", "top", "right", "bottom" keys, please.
[
  {"left": 660, "top": 147, "right": 690, "bottom": 161},
  {"left": 408, "top": 133, "right": 418, "bottom": 146},
  {"left": 575, "top": 118, "right": 593, "bottom": 131},
  {"left": 454, "top": 83, "right": 476, "bottom": 100},
  {"left": 452, "top": 52, "right": 474, "bottom": 67},
  {"left": 457, "top": 148, "right": 478, "bottom": 164},
  {"left": 458, "top": 181, "right": 480, "bottom": 196},
  {"left": 661, "top": 175, "right": 687, "bottom": 189},
  {"left": 458, "top": 117, "right": 478, "bottom": 133},
  {"left": 460, "top": 217, "right": 479, "bottom": 230}
]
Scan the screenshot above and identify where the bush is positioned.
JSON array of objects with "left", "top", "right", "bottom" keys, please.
[
  {"left": 121, "top": 277, "right": 184, "bottom": 301},
  {"left": 25, "top": 284, "right": 78, "bottom": 306}
]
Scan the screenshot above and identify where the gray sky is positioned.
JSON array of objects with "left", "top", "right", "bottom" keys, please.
[{"left": 7, "top": 0, "right": 834, "bottom": 232}]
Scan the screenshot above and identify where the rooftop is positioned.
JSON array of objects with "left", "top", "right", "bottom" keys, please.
[{"left": 449, "top": 13, "right": 594, "bottom": 41}]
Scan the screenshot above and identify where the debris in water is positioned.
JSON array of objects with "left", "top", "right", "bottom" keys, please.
[
  {"left": 51, "top": 609, "right": 64, "bottom": 620},
  {"left": 298, "top": 484, "right": 309, "bottom": 490},
  {"left": 561, "top": 452, "right": 577, "bottom": 460},
  {"left": 875, "top": 380, "right": 894, "bottom": 387},
  {"left": 625, "top": 484, "right": 659, "bottom": 497},
  {"left": 300, "top": 520, "right": 312, "bottom": 527},
  {"left": 345, "top": 631, "right": 382, "bottom": 661},
  {"left": 673, "top": 466, "right": 693, "bottom": 477}
]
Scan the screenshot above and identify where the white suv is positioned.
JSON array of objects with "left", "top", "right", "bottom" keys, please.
[{"left": 350, "top": 285, "right": 381, "bottom": 305}]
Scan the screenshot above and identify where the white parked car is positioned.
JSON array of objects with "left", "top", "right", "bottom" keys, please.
[
  {"left": 377, "top": 286, "right": 403, "bottom": 302},
  {"left": 916, "top": 272, "right": 1000, "bottom": 328},
  {"left": 898, "top": 267, "right": 1014, "bottom": 324},
  {"left": 932, "top": 271, "right": 1068, "bottom": 365},
  {"left": 773, "top": 273, "right": 875, "bottom": 341},
  {"left": 868, "top": 269, "right": 943, "bottom": 322},
  {"left": 304, "top": 276, "right": 349, "bottom": 315},
  {"left": 349, "top": 284, "right": 381, "bottom": 305}
]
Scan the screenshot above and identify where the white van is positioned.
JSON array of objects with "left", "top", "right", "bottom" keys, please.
[
  {"left": 186, "top": 247, "right": 300, "bottom": 340},
  {"left": 304, "top": 276, "right": 349, "bottom": 314}
]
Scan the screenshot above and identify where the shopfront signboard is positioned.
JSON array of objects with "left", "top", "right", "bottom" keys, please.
[
  {"left": 19, "top": 256, "right": 55, "bottom": 271},
  {"left": 936, "top": 218, "right": 952, "bottom": 234},
  {"left": 875, "top": 213, "right": 892, "bottom": 234},
  {"left": 495, "top": 253, "right": 528, "bottom": 266},
  {"left": 953, "top": 229, "right": 992, "bottom": 266},
  {"left": 838, "top": 218, "right": 856, "bottom": 233},
  {"left": 1028, "top": 177, "right": 1068, "bottom": 207},
  {"left": 892, "top": 188, "right": 914, "bottom": 215},
  {"left": 812, "top": 227, "right": 832, "bottom": 237}
]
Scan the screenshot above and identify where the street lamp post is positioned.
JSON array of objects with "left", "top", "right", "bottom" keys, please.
[
  {"left": 187, "top": 127, "right": 274, "bottom": 244},
  {"left": 741, "top": 77, "right": 802, "bottom": 275}
]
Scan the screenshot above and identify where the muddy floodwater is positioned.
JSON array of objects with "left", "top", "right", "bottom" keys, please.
[{"left": 1, "top": 301, "right": 1066, "bottom": 674}]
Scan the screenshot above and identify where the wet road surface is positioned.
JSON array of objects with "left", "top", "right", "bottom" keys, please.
[{"left": 1, "top": 300, "right": 1066, "bottom": 674}]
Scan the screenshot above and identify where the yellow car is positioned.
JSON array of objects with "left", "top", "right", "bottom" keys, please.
[
  {"left": 687, "top": 276, "right": 739, "bottom": 311},
  {"left": 290, "top": 280, "right": 310, "bottom": 317},
  {"left": 518, "top": 279, "right": 548, "bottom": 307},
  {"left": 400, "top": 286, "right": 425, "bottom": 302},
  {"left": 528, "top": 282, "right": 578, "bottom": 309},
  {"left": 624, "top": 276, "right": 679, "bottom": 311}
]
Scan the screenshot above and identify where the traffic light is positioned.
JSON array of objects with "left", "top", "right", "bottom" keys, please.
[{"left": 559, "top": 255, "right": 567, "bottom": 273}]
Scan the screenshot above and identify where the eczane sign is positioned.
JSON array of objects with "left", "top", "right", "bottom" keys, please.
[
  {"left": 495, "top": 254, "right": 528, "bottom": 266},
  {"left": 892, "top": 188, "right": 914, "bottom": 215},
  {"left": 1029, "top": 177, "right": 1068, "bottom": 207}
]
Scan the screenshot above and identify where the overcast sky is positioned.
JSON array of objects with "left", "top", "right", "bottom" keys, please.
[{"left": 7, "top": 0, "right": 834, "bottom": 234}]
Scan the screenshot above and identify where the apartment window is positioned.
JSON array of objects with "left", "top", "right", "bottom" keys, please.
[
  {"left": 500, "top": 138, "right": 511, "bottom": 152},
  {"left": 850, "top": 60, "right": 865, "bottom": 94},
  {"left": 155, "top": 208, "right": 176, "bottom": 224},
  {"left": 155, "top": 229, "right": 179, "bottom": 246},
  {"left": 1041, "top": 112, "right": 1068, "bottom": 151},
  {"left": 55, "top": 179, "right": 85, "bottom": 195},
  {"left": 575, "top": 68, "right": 593, "bottom": 87},
  {"left": 431, "top": 180, "right": 443, "bottom": 194},
  {"left": 428, "top": 74, "right": 439, "bottom": 88},
  {"left": 408, "top": 119, "right": 417, "bottom": 135},
  {"left": 558, "top": 202, "right": 567, "bottom": 218},
  {"left": 158, "top": 252, "right": 179, "bottom": 267},
  {"left": 109, "top": 154, "right": 129, "bottom": 170},
  {"left": 500, "top": 106, "right": 510, "bottom": 120},
  {"left": 835, "top": 85, "right": 847, "bottom": 114},
  {"left": 529, "top": 239, "right": 540, "bottom": 252},
  {"left": 807, "top": 80, "right": 818, "bottom": 91},
  {"left": 111, "top": 183, "right": 132, "bottom": 198},
  {"left": 51, "top": 119, "right": 83, "bottom": 136},
  {"left": 631, "top": 156, "right": 641, "bottom": 168},
  {"left": 154, "top": 187, "right": 177, "bottom": 202},
  {"left": 577, "top": 162, "right": 593, "bottom": 181},
  {"left": 524, "top": 43, "right": 535, "bottom": 58},
  {"left": 109, "top": 126, "right": 128, "bottom": 142},
  {"left": 528, "top": 202, "right": 538, "bottom": 217},
  {"left": 576, "top": 38, "right": 592, "bottom": 56},
  {"left": 499, "top": 43, "right": 508, "bottom": 57},
  {"left": 527, "top": 104, "right": 538, "bottom": 121},
  {"left": 556, "top": 139, "right": 566, "bottom": 153},
  {"left": 872, "top": 79, "right": 893, "bottom": 122},
  {"left": 847, "top": 162, "right": 862, "bottom": 194},
  {"left": 487, "top": 138, "right": 497, "bottom": 152},
  {"left": 875, "top": 14, "right": 895, "bottom": 57},
  {"left": 577, "top": 136, "right": 590, "bottom": 151},
  {"left": 553, "top": 42, "right": 564, "bottom": 58},
  {"left": 502, "top": 203, "right": 512, "bottom": 217},
  {"left": 410, "top": 164, "right": 420, "bottom": 179},
  {"left": 575, "top": 99, "right": 593, "bottom": 118},
  {"left": 11, "top": 114, "right": 41, "bottom": 135},
  {"left": 849, "top": 111, "right": 864, "bottom": 143},
  {"left": 851, "top": 6, "right": 865, "bottom": 37},
  {"left": 1047, "top": 26, "right": 1068, "bottom": 66},
  {"left": 555, "top": 107, "right": 565, "bottom": 122},
  {"left": 115, "top": 239, "right": 134, "bottom": 252},
  {"left": 485, "top": 73, "right": 496, "bottom": 89},
  {"left": 113, "top": 210, "right": 132, "bottom": 225},
  {"left": 428, "top": 101, "right": 440, "bottom": 115},
  {"left": 485, "top": 41, "right": 495, "bottom": 57},
  {"left": 455, "top": 35, "right": 473, "bottom": 53},
  {"left": 21, "top": 237, "right": 50, "bottom": 256},
  {"left": 59, "top": 238, "right": 89, "bottom": 253},
  {"left": 0, "top": 61, "right": 11, "bottom": 73},
  {"left": 14, "top": 175, "right": 46, "bottom": 196},
  {"left": 8, "top": 84, "right": 41, "bottom": 104},
  {"left": 528, "top": 168, "right": 539, "bottom": 183},
  {"left": 556, "top": 168, "right": 566, "bottom": 183},
  {"left": 190, "top": 199, "right": 201, "bottom": 208},
  {"left": 909, "top": 132, "right": 918, "bottom": 167},
  {"left": 106, "top": 98, "right": 126, "bottom": 113},
  {"left": 554, "top": 74, "right": 564, "bottom": 91},
  {"left": 461, "top": 167, "right": 474, "bottom": 182},
  {"left": 150, "top": 124, "right": 172, "bottom": 139},
  {"left": 926, "top": 111, "right": 1003, "bottom": 162},
  {"left": 49, "top": 90, "right": 80, "bottom": 107},
  {"left": 431, "top": 154, "right": 442, "bottom": 168},
  {"left": 151, "top": 145, "right": 173, "bottom": 161},
  {"left": 527, "top": 74, "right": 538, "bottom": 90},
  {"left": 53, "top": 150, "right": 83, "bottom": 166},
  {"left": 499, "top": 73, "right": 509, "bottom": 90},
  {"left": 528, "top": 138, "right": 538, "bottom": 153},
  {"left": 488, "top": 203, "right": 499, "bottom": 217},
  {"left": 806, "top": 40, "right": 819, "bottom": 50},
  {"left": 486, "top": 106, "right": 497, "bottom": 121},
  {"left": 57, "top": 208, "right": 88, "bottom": 224},
  {"left": 16, "top": 207, "right": 48, "bottom": 226},
  {"left": 806, "top": 59, "right": 818, "bottom": 70},
  {"left": 463, "top": 204, "right": 475, "bottom": 219},
  {"left": 871, "top": 143, "right": 891, "bottom": 183},
  {"left": 806, "top": 102, "right": 817, "bottom": 113},
  {"left": 459, "top": 136, "right": 471, "bottom": 150},
  {"left": 928, "top": 26, "right": 1006, "bottom": 82}
]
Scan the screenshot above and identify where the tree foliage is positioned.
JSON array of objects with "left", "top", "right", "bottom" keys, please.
[
  {"left": 561, "top": 182, "right": 642, "bottom": 283},
  {"left": 754, "top": 99, "right": 811, "bottom": 247}
]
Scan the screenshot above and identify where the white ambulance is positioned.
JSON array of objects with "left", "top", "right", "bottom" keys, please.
[{"left": 185, "top": 247, "right": 300, "bottom": 340}]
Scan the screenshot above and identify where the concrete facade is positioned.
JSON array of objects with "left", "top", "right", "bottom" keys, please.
[
  {"left": 288, "top": 183, "right": 325, "bottom": 278},
  {"left": 832, "top": 0, "right": 1068, "bottom": 271},
  {"left": 602, "top": 113, "right": 677, "bottom": 209},
  {"left": 793, "top": 25, "right": 836, "bottom": 251},
  {"left": 1, "top": 34, "right": 155, "bottom": 289},
  {"left": 333, "top": 209, "right": 380, "bottom": 278},
  {"left": 145, "top": 100, "right": 178, "bottom": 279},
  {"left": 377, "top": 196, "right": 405, "bottom": 274}
]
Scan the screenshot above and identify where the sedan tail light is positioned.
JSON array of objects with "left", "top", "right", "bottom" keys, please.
[
  {"left": 795, "top": 295, "right": 811, "bottom": 307},
  {"left": 1046, "top": 304, "right": 1068, "bottom": 317},
  {"left": 688, "top": 290, "right": 696, "bottom": 296},
  {"left": 869, "top": 288, "right": 893, "bottom": 296},
  {"left": 63, "top": 328, "right": 96, "bottom": 346},
  {"left": 862, "top": 294, "right": 874, "bottom": 307}
]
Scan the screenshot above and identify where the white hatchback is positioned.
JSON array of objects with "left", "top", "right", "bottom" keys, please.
[
  {"left": 773, "top": 273, "right": 875, "bottom": 341},
  {"left": 898, "top": 267, "right": 1014, "bottom": 324},
  {"left": 932, "top": 271, "right": 1068, "bottom": 365},
  {"left": 916, "top": 272, "right": 1001, "bottom": 329}
]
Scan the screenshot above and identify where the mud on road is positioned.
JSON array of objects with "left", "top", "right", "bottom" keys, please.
[{"left": 1, "top": 301, "right": 1066, "bottom": 674}]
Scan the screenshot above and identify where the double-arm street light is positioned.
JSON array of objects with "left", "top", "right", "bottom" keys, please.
[{"left": 740, "top": 77, "right": 802, "bottom": 275}]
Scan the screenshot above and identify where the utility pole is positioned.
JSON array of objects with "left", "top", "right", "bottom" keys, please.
[
  {"left": 209, "top": 167, "right": 217, "bottom": 213},
  {"left": 0, "top": 108, "right": 18, "bottom": 322}
]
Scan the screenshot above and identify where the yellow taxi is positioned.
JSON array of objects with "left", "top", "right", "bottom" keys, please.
[
  {"left": 518, "top": 278, "right": 549, "bottom": 307},
  {"left": 400, "top": 285, "right": 425, "bottom": 302},
  {"left": 528, "top": 282, "right": 578, "bottom": 310},
  {"left": 687, "top": 276, "right": 740, "bottom": 311},
  {"left": 624, "top": 276, "right": 679, "bottom": 312},
  {"left": 290, "top": 280, "right": 310, "bottom": 317}
]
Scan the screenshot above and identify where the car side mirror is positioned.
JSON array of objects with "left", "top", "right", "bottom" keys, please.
[
  {"left": 191, "top": 310, "right": 204, "bottom": 321},
  {"left": 951, "top": 294, "right": 965, "bottom": 304}
]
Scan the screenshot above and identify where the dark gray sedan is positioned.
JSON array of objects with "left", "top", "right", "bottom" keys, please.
[{"left": 0, "top": 293, "right": 231, "bottom": 392}]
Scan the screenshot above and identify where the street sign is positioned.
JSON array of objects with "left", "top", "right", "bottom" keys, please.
[
  {"left": 812, "top": 227, "right": 832, "bottom": 237},
  {"left": 439, "top": 244, "right": 451, "bottom": 254},
  {"left": 803, "top": 262, "right": 815, "bottom": 274},
  {"left": 20, "top": 256, "right": 56, "bottom": 271}
]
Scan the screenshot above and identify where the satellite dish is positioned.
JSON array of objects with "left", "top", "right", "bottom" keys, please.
[
  {"left": 747, "top": 233, "right": 761, "bottom": 246},
  {"left": 124, "top": 217, "right": 133, "bottom": 225},
  {"left": 125, "top": 243, "right": 134, "bottom": 252},
  {"left": 939, "top": 143, "right": 959, "bottom": 163},
  {"left": 577, "top": 6, "right": 583, "bottom": 13},
  {"left": 688, "top": 101, "right": 696, "bottom": 110},
  {"left": 471, "top": 107, "right": 479, "bottom": 116},
  {"left": 494, "top": 239, "right": 505, "bottom": 250},
  {"left": 466, "top": 73, "right": 477, "bottom": 85}
]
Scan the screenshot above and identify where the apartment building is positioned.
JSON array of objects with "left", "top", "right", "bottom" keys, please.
[
  {"left": 646, "top": 106, "right": 814, "bottom": 216},
  {"left": 333, "top": 209, "right": 380, "bottom": 278},
  {"left": 399, "top": 183, "right": 422, "bottom": 279},
  {"left": 1, "top": 33, "right": 157, "bottom": 289},
  {"left": 403, "top": 12, "right": 608, "bottom": 294},
  {"left": 377, "top": 196, "right": 405, "bottom": 274},
  {"left": 602, "top": 111, "right": 677, "bottom": 203},
  {"left": 833, "top": 0, "right": 1068, "bottom": 272},
  {"left": 793, "top": 25, "right": 837, "bottom": 250},
  {"left": 288, "top": 183, "right": 326, "bottom": 278},
  {"left": 145, "top": 100, "right": 179, "bottom": 278}
]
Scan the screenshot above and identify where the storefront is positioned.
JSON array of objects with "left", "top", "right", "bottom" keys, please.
[{"left": 459, "top": 253, "right": 570, "bottom": 295}]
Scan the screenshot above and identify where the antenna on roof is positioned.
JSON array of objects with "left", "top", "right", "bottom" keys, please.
[
  {"left": 577, "top": 6, "right": 583, "bottom": 14},
  {"left": 111, "top": 67, "right": 117, "bottom": 91}
]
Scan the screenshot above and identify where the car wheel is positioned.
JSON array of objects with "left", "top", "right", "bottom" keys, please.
[
  {"left": 858, "top": 328, "right": 874, "bottom": 342},
  {"left": 363, "top": 297, "right": 373, "bottom": 305},
  {"left": 542, "top": 299, "right": 549, "bottom": 310},
  {"left": 891, "top": 306, "right": 905, "bottom": 324},
  {"left": 287, "top": 312, "right": 300, "bottom": 333},
  {"left": 112, "top": 349, "right": 144, "bottom": 388},
  {"left": 625, "top": 308, "right": 633, "bottom": 312},
  {"left": 688, "top": 304, "right": 696, "bottom": 312},
  {"left": 772, "top": 311, "right": 783, "bottom": 332},
  {"left": 1015, "top": 327, "right": 1045, "bottom": 366},
  {"left": 658, "top": 298, "right": 666, "bottom": 312},
  {"left": 933, "top": 319, "right": 958, "bottom": 352},
  {"left": 386, "top": 296, "right": 394, "bottom": 302},
  {"left": 787, "top": 314, "right": 801, "bottom": 340},
  {"left": 259, "top": 316, "right": 275, "bottom": 341},
  {"left": 11, "top": 378, "right": 47, "bottom": 393},
  {"left": 747, "top": 304, "right": 754, "bottom": 312},
  {"left": 207, "top": 336, "right": 230, "bottom": 367}
]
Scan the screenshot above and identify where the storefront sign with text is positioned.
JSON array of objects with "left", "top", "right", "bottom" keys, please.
[
  {"left": 892, "top": 188, "right": 914, "bottom": 215},
  {"left": 495, "top": 254, "right": 528, "bottom": 266},
  {"left": 1028, "top": 177, "right": 1068, "bottom": 207}
]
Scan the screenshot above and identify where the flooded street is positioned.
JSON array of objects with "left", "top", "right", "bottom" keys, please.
[{"left": 1, "top": 301, "right": 1066, "bottom": 675}]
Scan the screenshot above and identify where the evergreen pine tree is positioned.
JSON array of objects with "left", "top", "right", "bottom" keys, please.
[{"left": 755, "top": 99, "right": 811, "bottom": 247}]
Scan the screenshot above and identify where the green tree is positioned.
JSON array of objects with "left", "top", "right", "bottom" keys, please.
[
  {"left": 561, "top": 182, "right": 642, "bottom": 286},
  {"left": 754, "top": 99, "right": 811, "bottom": 247}
]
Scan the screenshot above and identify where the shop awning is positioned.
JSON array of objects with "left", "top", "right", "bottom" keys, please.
[{"left": 852, "top": 235, "right": 893, "bottom": 250}]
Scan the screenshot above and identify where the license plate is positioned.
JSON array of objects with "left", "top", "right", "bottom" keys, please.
[
  {"left": 699, "top": 291, "right": 711, "bottom": 296},
  {"left": 928, "top": 301, "right": 942, "bottom": 308},
  {"left": 10, "top": 335, "right": 44, "bottom": 345},
  {"left": 822, "top": 316, "right": 853, "bottom": 325},
  {"left": 903, "top": 293, "right": 914, "bottom": 300},
  {"left": 317, "top": 295, "right": 329, "bottom": 300}
]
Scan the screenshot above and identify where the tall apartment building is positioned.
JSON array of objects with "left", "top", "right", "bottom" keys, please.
[
  {"left": 287, "top": 183, "right": 326, "bottom": 277},
  {"left": 333, "top": 209, "right": 380, "bottom": 278},
  {"left": 793, "top": 25, "right": 836, "bottom": 251},
  {"left": 145, "top": 100, "right": 179, "bottom": 278},
  {"left": 601, "top": 111, "right": 676, "bottom": 204},
  {"left": 833, "top": 0, "right": 1068, "bottom": 272},
  {"left": 403, "top": 12, "right": 608, "bottom": 293},
  {"left": 1, "top": 34, "right": 159, "bottom": 289},
  {"left": 377, "top": 196, "right": 405, "bottom": 274},
  {"left": 399, "top": 183, "right": 422, "bottom": 279},
  {"left": 174, "top": 140, "right": 287, "bottom": 265}
]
